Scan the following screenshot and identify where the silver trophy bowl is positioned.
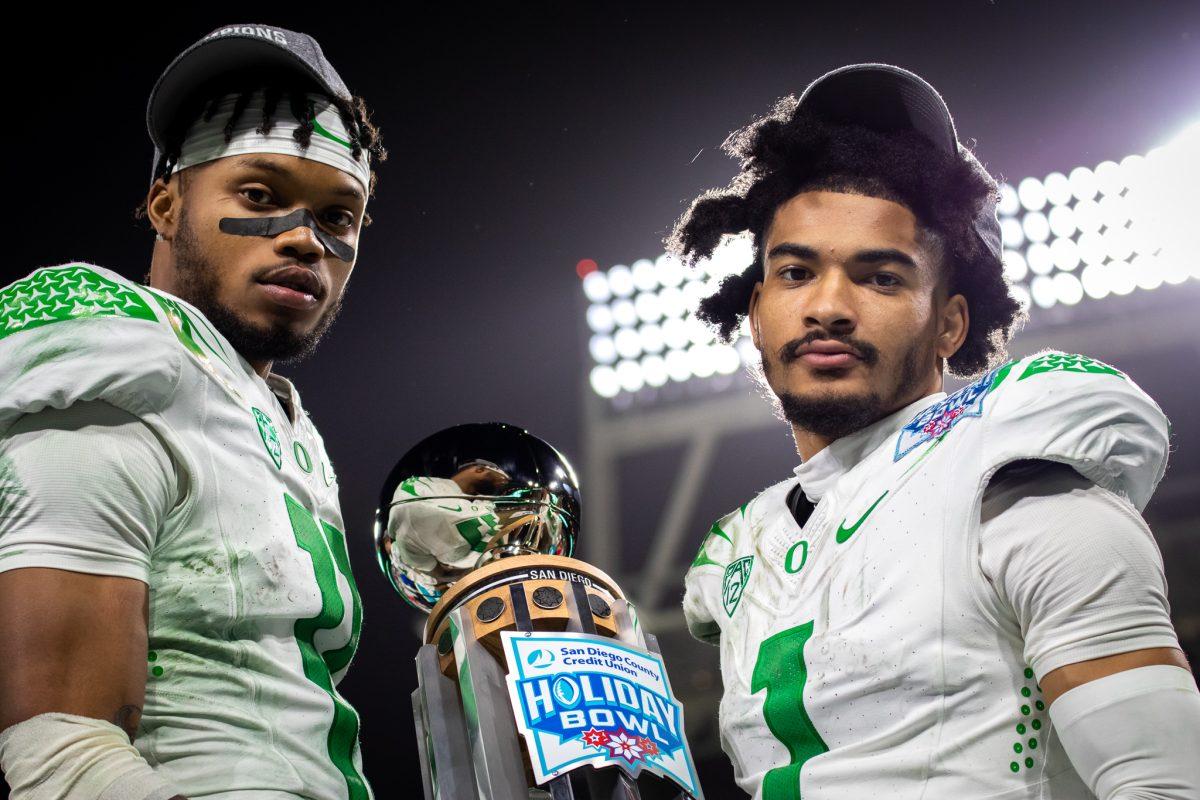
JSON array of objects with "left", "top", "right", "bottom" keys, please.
[{"left": 373, "top": 422, "right": 581, "bottom": 612}]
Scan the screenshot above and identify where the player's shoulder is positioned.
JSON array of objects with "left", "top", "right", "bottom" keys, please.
[
  {"left": 689, "top": 477, "right": 795, "bottom": 573},
  {"left": 0, "top": 264, "right": 200, "bottom": 430},
  {"left": 982, "top": 350, "right": 1168, "bottom": 510},
  {"left": 987, "top": 349, "right": 1154, "bottom": 411}
]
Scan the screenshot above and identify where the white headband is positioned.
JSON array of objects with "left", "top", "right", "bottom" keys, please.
[{"left": 170, "top": 90, "right": 370, "bottom": 191}]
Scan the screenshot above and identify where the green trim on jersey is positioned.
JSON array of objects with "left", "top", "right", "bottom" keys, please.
[
  {"left": 1, "top": 265, "right": 157, "bottom": 340},
  {"left": 691, "top": 519, "right": 733, "bottom": 569},
  {"left": 399, "top": 476, "right": 434, "bottom": 497},
  {"left": 146, "top": 290, "right": 232, "bottom": 367},
  {"left": 0, "top": 454, "right": 27, "bottom": 524},
  {"left": 1018, "top": 352, "right": 1124, "bottom": 381},
  {"left": 285, "top": 493, "right": 368, "bottom": 800},
  {"left": 455, "top": 513, "right": 500, "bottom": 552}
]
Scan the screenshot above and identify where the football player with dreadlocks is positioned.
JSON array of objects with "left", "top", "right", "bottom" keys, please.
[
  {"left": 0, "top": 24, "right": 384, "bottom": 800},
  {"left": 677, "top": 65, "right": 1198, "bottom": 800}
]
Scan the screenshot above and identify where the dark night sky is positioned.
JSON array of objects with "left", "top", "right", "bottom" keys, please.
[{"left": 8, "top": 4, "right": 1199, "bottom": 797}]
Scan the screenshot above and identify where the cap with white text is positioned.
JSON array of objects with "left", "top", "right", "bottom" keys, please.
[{"left": 146, "top": 24, "right": 351, "bottom": 165}]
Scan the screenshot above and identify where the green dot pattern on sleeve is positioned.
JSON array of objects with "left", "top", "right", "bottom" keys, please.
[
  {"left": 147, "top": 651, "right": 157, "bottom": 662},
  {"left": 1008, "top": 666, "right": 1047, "bottom": 774},
  {"left": 152, "top": 665, "right": 164, "bottom": 677}
]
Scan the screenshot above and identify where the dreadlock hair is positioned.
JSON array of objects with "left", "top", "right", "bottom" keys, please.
[
  {"left": 136, "top": 68, "right": 386, "bottom": 222},
  {"left": 666, "top": 100, "right": 1025, "bottom": 378}
]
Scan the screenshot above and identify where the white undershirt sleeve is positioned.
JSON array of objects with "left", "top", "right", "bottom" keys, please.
[
  {"left": 0, "top": 400, "right": 182, "bottom": 583},
  {"left": 1050, "top": 665, "right": 1200, "bottom": 800},
  {"left": 979, "top": 460, "right": 1180, "bottom": 682}
]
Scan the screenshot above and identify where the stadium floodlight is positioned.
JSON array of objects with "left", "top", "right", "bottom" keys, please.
[
  {"left": 1047, "top": 205, "right": 1076, "bottom": 239},
  {"left": 590, "top": 365, "right": 620, "bottom": 398},
  {"left": 997, "top": 183, "right": 1020, "bottom": 216},
  {"left": 608, "top": 264, "right": 635, "bottom": 297},
  {"left": 1044, "top": 172, "right": 1073, "bottom": 206},
  {"left": 581, "top": 126, "right": 1199, "bottom": 396},
  {"left": 632, "top": 258, "right": 659, "bottom": 292},
  {"left": 1022, "top": 211, "right": 1050, "bottom": 243},
  {"left": 1069, "top": 166, "right": 1098, "bottom": 201},
  {"left": 1000, "top": 217, "right": 1025, "bottom": 249},
  {"left": 589, "top": 334, "right": 617, "bottom": 364},
  {"left": 586, "top": 303, "right": 614, "bottom": 333},
  {"left": 1003, "top": 250, "right": 1029, "bottom": 282},
  {"left": 582, "top": 270, "right": 610, "bottom": 303},
  {"left": 1018, "top": 177, "right": 1047, "bottom": 212}
]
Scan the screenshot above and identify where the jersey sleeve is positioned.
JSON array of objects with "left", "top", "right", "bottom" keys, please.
[
  {"left": 981, "top": 351, "right": 1169, "bottom": 512},
  {"left": 979, "top": 461, "right": 1180, "bottom": 681},
  {"left": 0, "top": 401, "right": 184, "bottom": 583},
  {"left": 682, "top": 506, "right": 744, "bottom": 644}
]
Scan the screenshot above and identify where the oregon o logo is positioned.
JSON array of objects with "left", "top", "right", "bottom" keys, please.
[
  {"left": 294, "top": 441, "right": 313, "bottom": 473},
  {"left": 784, "top": 540, "right": 809, "bottom": 574}
]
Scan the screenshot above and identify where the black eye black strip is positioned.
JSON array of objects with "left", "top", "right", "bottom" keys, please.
[{"left": 219, "top": 208, "right": 356, "bottom": 262}]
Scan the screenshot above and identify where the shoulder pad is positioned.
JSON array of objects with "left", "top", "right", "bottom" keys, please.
[
  {"left": 0, "top": 264, "right": 185, "bottom": 434},
  {"left": 983, "top": 350, "right": 1169, "bottom": 510},
  {"left": 688, "top": 505, "right": 744, "bottom": 573},
  {"left": 682, "top": 479, "right": 793, "bottom": 644}
]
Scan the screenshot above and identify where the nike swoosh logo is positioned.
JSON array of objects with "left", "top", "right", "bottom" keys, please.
[
  {"left": 436, "top": 504, "right": 464, "bottom": 513},
  {"left": 836, "top": 491, "right": 889, "bottom": 544}
]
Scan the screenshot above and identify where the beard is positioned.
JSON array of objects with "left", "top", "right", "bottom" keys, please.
[
  {"left": 171, "top": 207, "right": 343, "bottom": 365},
  {"left": 760, "top": 331, "right": 928, "bottom": 441}
]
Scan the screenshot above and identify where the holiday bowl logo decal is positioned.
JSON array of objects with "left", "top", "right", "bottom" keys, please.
[
  {"left": 893, "top": 361, "right": 1013, "bottom": 462},
  {"left": 502, "top": 631, "right": 702, "bottom": 796}
]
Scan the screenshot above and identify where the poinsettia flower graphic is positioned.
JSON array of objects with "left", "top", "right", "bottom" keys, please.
[
  {"left": 605, "top": 731, "right": 645, "bottom": 763},
  {"left": 638, "top": 737, "right": 660, "bottom": 757},
  {"left": 581, "top": 728, "right": 609, "bottom": 748}
]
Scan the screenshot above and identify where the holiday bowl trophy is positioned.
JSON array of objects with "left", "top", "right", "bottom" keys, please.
[{"left": 375, "top": 423, "right": 703, "bottom": 800}]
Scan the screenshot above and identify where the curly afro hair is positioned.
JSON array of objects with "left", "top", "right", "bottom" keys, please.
[{"left": 666, "top": 99, "right": 1025, "bottom": 377}]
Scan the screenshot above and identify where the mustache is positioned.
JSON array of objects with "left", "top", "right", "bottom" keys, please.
[{"left": 777, "top": 331, "right": 880, "bottom": 366}]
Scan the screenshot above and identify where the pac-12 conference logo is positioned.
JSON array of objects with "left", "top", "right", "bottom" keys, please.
[{"left": 502, "top": 631, "right": 702, "bottom": 796}]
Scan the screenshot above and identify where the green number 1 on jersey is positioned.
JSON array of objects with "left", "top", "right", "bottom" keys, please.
[
  {"left": 751, "top": 621, "right": 829, "bottom": 800},
  {"left": 286, "top": 493, "right": 369, "bottom": 800}
]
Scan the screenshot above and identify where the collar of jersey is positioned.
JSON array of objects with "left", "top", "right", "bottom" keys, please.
[{"left": 792, "top": 391, "right": 946, "bottom": 504}]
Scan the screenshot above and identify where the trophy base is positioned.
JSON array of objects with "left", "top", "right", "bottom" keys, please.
[
  {"left": 424, "top": 554, "right": 631, "bottom": 677},
  {"left": 414, "top": 555, "right": 700, "bottom": 799}
]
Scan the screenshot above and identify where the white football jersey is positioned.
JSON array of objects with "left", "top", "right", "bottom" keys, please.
[
  {"left": 0, "top": 264, "right": 371, "bottom": 799},
  {"left": 387, "top": 476, "right": 501, "bottom": 574},
  {"left": 684, "top": 353, "right": 1173, "bottom": 799}
]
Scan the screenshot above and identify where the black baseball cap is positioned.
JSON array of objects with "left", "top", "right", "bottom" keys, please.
[
  {"left": 797, "top": 64, "right": 1002, "bottom": 263},
  {"left": 146, "top": 24, "right": 351, "bottom": 169}
]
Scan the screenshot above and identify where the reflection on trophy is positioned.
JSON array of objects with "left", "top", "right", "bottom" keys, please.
[{"left": 375, "top": 423, "right": 703, "bottom": 799}]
